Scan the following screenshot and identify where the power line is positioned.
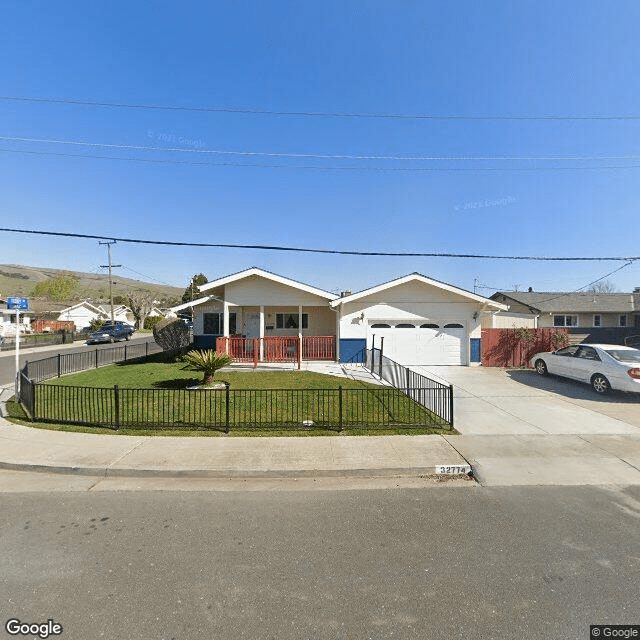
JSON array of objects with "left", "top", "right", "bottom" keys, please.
[
  {"left": 4, "top": 147, "right": 640, "bottom": 173},
  {"left": 2, "top": 135, "right": 638, "bottom": 162},
  {"left": 1, "top": 95, "right": 639, "bottom": 121},
  {"left": 1, "top": 227, "right": 638, "bottom": 261}
]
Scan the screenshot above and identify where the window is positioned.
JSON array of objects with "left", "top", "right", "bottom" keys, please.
[
  {"left": 619, "top": 315, "right": 628, "bottom": 327},
  {"left": 203, "top": 313, "right": 221, "bottom": 335},
  {"left": 556, "top": 345, "right": 580, "bottom": 357},
  {"left": 593, "top": 315, "right": 601, "bottom": 327},
  {"left": 420, "top": 323, "right": 439, "bottom": 329},
  {"left": 444, "top": 323, "right": 464, "bottom": 328},
  {"left": 395, "top": 323, "right": 415, "bottom": 328},
  {"left": 577, "top": 346, "right": 600, "bottom": 361},
  {"left": 275, "top": 313, "right": 308, "bottom": 330},
  {"left": 553, "top": 315, "right": 578, "bottom": 327},
  {"left": 203, "top": 312, "right": 237, "bottom": 335},
  {"left": 370, "top": 323, "right": 391, "bottom": 328}
]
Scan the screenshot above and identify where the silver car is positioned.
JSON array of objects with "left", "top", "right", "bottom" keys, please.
[{"left": 530, "top": 344, "right": 640, "bottom": 394}]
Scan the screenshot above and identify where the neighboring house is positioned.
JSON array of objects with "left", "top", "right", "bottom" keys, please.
[
  {"left": 171, "top": 268, "right": 507, "bottom": 366},
  {"left": 0, "top": 297, "right": 33, "bottom": 336},
  {"left": 57, "top": 301, "right": 109, "bottom": 331},
  {"left": 98, "top": 304, "right": 135, "bottom": 325},
  {"left": 488, "top": 290, "right": 640, "bottom": 330}
]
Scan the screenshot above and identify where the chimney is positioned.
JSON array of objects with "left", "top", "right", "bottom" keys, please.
[{"left": 341, "top": 290, "right": 352, "bottom": 298}]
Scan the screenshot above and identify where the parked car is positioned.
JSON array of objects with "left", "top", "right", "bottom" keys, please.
[
  {"left": 87, "top": 322, "right": 135, "bottom": 344},
  {"left": 531, "top": 344, "right": 640, "bottom": 394}
]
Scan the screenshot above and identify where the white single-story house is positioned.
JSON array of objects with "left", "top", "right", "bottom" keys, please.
[
  {"left": 57, "top": 301, "right": 109, "bottom": 331},
  {"left": 487, "top": 290, "right": 640, "bottom": 329},
  {"left": 171, "top": 268, "right": 507, "bottom": 366},
  {"left": 98, "top": 305, "right": 135, "bottom": 325}
]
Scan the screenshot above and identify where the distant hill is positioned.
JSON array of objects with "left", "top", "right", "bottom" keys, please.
[{"left": 0, "top": 264, "right": 183, "bottom": 311}]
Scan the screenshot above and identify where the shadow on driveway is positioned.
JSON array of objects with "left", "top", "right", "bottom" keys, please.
[{"left": 506, "top": 368, "right": 640, "bottom": 405}]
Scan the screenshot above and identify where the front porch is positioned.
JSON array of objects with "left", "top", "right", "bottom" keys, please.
[{"left": 216, "top": 335, "right": 336, "bottom": 368}]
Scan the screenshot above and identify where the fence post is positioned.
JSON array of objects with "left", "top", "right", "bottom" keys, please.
[
  {"left": 146, "top": 341, "right": 149, "bottom": 357},
  {"left": 124, "top": 344, "right": 128, "bottom": 361},
  {"left": 406, "top": 367, "right": 410, "bottom": 395},
  {"left": 297, "top": 338, "right": 301, "bottom": 370},
  {"left": 339, "top": 385, "right": 343, "bottom": 432},
  {"left": 370, "top": 335, "right": 375, "bottom": 373},
  {"left": 378, "top": 337, "right": 384, "bottom": 379},
  {"left": 114, "top": 384, "right": 120, "bottom": 430},
  {"left": 253, "top": 339, "right": 259, "bottom": 368},
  {"left": 449, "top": 384, "right": 454, "bottom": 430},
  {"left": 95, "top": 348, "right": 99, "bottom": 369},
  {"left": 225, "top": 383, "right": 230, "bottom": 434},
  {"left": 57, "top": 353, "right": 61, "bottom": 378}
]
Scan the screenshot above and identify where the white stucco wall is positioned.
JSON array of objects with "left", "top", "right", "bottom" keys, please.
[
  {"left": 482, "top": 312, "right": 537, "bottom": 329},
  {"left": 336, "top": 281, "right": 485, "bottom": 340}
]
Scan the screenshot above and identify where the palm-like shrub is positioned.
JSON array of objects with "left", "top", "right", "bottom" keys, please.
[{"left": 180, "top": 349, "right": 233, "bottom": 384}]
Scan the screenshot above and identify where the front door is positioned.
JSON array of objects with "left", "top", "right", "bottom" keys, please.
[{"left": 245, "top": 313, "right": 260, "bottom": 339}]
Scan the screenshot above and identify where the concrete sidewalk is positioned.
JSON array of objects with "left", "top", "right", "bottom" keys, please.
[{"left": 0, "top": 419, "right": 467, "bottom": 479}]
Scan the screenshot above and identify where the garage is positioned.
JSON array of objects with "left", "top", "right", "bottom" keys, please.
[
  {"left": 332, "top": 272, "right": 508, "bottom": 367},
  {"left": 368, "top": 321, "right": 467, "bottom": 366}
]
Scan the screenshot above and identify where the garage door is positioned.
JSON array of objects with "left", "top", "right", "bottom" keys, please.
[{"left": 368, "top": 322, "right": 467, "bottom": 365}]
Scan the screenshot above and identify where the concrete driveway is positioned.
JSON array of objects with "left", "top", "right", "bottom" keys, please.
[
  {"left": 413, "top": 365, "right": 640, "bottom": 436},
  {"left": 411, "top": 365, "right": 640, "bottom": 486}
]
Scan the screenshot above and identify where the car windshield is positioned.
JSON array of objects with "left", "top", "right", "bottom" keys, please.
[{"left": 604, "top": 349, "right": 640, "bottom": 363}]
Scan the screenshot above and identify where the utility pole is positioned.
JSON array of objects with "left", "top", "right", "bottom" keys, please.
[{"left": 99, "top": 240, "right": 122, "bottom": 324}]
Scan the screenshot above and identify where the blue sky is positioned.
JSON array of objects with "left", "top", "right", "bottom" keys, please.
[{"left": 1, "top": 1, "right": 639, "bottom": 296}]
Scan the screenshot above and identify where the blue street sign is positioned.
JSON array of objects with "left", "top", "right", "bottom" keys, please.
[{"left": 7, "top": 297, "right": 29, "bottom": 310}]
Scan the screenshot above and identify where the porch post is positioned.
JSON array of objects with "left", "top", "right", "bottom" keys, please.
[
  {"left": 223, "top": 300, "right": 229, "bottom": 337},
  {"left": 298, "top": 305, "right": 303, "bottom": 369},
  {"left": 259, "top": 305, "right": 265, "bottom": 361}
]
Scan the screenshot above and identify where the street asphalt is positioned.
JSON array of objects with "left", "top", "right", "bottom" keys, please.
[{"left": 1, "top": 342, "right": 640, "bottom": 487}]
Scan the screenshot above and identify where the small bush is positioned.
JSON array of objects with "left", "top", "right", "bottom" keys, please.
[{"left": 144, "top": 316, "right": 164, "bottom": 330}]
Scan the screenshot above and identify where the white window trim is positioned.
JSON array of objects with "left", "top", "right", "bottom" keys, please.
[
  {"left": 553, "top": 314, "right": 579, "bottom": 328},
  {"left": 619, "top": 314, "right": 628, "bottom": 327},
  {"left": 593, "top": 314, "right": 601, "bottom": 327}
]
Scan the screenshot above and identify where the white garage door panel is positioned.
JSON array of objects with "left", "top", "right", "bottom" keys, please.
[{"left": 370, "top": 326, "right": 466, "bottom": 365}]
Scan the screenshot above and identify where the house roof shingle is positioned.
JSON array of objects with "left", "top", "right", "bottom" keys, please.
[{"left": 492, "top": 291, "right": 636, "bottom": 313}]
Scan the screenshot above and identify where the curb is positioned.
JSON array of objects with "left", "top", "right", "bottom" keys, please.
[{"left": 0, "top": 459, "right": 461, "bottom": 479}]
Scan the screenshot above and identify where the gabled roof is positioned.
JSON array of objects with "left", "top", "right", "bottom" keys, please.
[
  {"left": 170, "top": 295, "right": 222, "bottom": 312},
  {"left": 492, "top": 291, "right": 637, "bottom": 314},
  {"left": 58, "top": 301, "right": 108, "bottom": 316},
  {"left": 330, "top": 272, "right": 508, "bottom": 309},
  {"left": 199, "top": 267, "right": 338, "bottom": 300}
]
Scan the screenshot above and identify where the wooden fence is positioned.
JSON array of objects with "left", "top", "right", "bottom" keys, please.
[{"left": 481, "top": 328, "right": 569, "bottom": 367}]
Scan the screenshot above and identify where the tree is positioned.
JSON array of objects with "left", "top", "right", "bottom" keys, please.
[
  {"left": 180, "top": 349, "right": 233, "bottom": 385},
  {"left": 126, "top": 288, "right": 155, "bottom": 330},
  {"left": 32, "top": 275, "right": 79, "bottom": 302},
  {"left": 181, "top": 274, "right": 209, "bottom": 304},
  {"left": 588, "top": 280, "right": 617, "bottom": 294}
]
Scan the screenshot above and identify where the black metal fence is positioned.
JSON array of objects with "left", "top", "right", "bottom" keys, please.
[
  {"left": 363, "top": 348, "right": 454, "bottom": 427},
  {"left": 23, "top": 341, "right": 161, "bottom": 383},
  {"left": 19, "top": 383, "right": 444, "bottom": 431},
  {"left": 1, "top": 331, "right": 77, "bottom": 352},
  {"left": 15, "top": 340, "right": 450, "bottom": 431}
]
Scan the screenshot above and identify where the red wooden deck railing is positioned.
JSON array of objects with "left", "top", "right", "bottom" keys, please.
[
  {"left": 215, "top": 335, "right": 335, "bottom": 366},
  {"left": 302, "top": 336, "right": 335, "bottom": 360}
]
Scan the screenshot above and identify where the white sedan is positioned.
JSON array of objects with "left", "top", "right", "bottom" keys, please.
[{"left": 530, "top": 344, "right": 640, "bottom": 394}]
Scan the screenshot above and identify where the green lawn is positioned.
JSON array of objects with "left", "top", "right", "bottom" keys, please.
[
  {"left": 16, "top": 360, "right": 452, "bottom": 435},
  {"left": 45, "top": 362, "right": 382, "bottom": 391}
]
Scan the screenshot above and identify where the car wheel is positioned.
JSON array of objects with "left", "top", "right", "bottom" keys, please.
[
  {"left": 535, "top": 359, "right": 548, "bottom": 376},
  {"left": 591, "top": 374, "right": 611, "bottom": 395},
  {"left": 126, "top": 335, "right": 131, "bottom": 341},
  {"left": 109, "top": 337, "right": 115, "bottom": 343}
]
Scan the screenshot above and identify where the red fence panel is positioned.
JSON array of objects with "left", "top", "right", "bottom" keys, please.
[
  {"left": 216, "top": 337, "right": 255, "bottom": 362},
  {"left": 481, "top": 328, "right": 569, "bottom": 368},
  {"left": 302, "top": 336, "right": 335, "bottom": 360},
  {"left": 264, "top": 337, "right": 299, "bottom": 362}
]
